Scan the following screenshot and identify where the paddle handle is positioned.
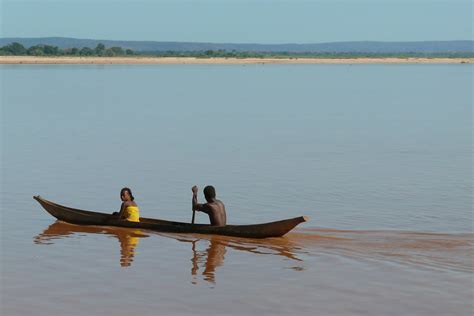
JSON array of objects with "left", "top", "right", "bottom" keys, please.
[{"left": 192, "top": 187, "right": 197, "bottom": 224}]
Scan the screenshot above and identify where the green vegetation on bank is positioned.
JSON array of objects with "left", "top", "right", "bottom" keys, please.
[
  {"left": 0, "top": 42, "right": 135, "bottom": 56},
  {"left": 144, "top": 50, "right": 474, "bottom": 59},
  {"left": 1, "top": 42, "right": 473, "bottom": 58}
]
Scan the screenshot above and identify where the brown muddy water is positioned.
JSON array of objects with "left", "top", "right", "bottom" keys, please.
[
  {"left": 1, "top": 221, "right": 471, "bottom": 316},
  {"left": 1, "top": 64, "right": 472, "bottom": 315}
]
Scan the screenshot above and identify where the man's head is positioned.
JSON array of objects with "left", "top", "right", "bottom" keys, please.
[{"left": 203, "top": 185, "right": 216, "bottom": 202}]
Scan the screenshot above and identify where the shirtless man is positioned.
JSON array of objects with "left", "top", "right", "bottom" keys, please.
[{"left": 192, "top": 185, "right": 227, "bottom": 226}]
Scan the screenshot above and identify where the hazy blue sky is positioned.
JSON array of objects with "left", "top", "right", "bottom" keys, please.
[{"left": 1, "top": 0, "right": 472, "bottom": 43}]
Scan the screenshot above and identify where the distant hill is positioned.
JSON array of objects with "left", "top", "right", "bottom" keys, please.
[{"left": 0, "top": 37, "right": 472, "bottom": 53}]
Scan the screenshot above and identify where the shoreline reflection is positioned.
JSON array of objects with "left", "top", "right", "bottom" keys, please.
[{"left": 34, "top": 221, "right": 149, "bottom": 267}]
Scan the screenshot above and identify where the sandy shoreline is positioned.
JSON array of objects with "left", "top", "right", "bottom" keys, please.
[{"left": 0, "top": 56, "right": 472, "bottom": 64}]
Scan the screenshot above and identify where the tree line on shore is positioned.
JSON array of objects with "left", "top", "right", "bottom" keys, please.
[
  {"left": 150, "top": 49, "right": 473, "bottom": 59},
  {"left": 0, "top": 42, "right": 135, "bottom": 56},
  {"left": 1, "top": 42, "right": 472, "bottom": 58}
]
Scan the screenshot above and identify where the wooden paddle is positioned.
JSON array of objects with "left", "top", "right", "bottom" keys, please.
[{"left": 192, "top": 185, "right": 197, "bottom": 224}]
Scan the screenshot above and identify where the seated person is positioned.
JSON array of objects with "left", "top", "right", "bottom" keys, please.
[
  {"left": 192, "top": 185, "right": 226, "bottom": 226},
  {"left": 115, "top": 187, "right": 140, "bottom": 222}
]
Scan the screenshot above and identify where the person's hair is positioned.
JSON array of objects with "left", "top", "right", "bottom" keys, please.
[
  {"left": 203, "top": 185, "right": 216, "bottom": 200},
  {"left": 120, "top": 187, "right": 135, "bottom": 201}
]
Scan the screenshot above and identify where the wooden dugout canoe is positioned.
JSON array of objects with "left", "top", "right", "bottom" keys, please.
[{"left": 33, "top": 196, "right": 309, "bottom": 238}]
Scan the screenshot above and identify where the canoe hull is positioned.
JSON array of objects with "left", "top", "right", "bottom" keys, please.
[{"left": 33, "top": 196, "right": 308, "bottom": 238}]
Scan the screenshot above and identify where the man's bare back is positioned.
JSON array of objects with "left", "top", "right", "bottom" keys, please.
[{"left": 192, "top": 185, "right": 227, "bottom": 226}]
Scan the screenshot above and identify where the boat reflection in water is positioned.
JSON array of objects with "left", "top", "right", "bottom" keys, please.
[
  {"left": 34, "top": 221, "right": 306, "bottom": 283},
  {"left": 164, "top": 233, "right": 305, "bottom": 284},
  {"left": 34, "top": 221, "right": 149, "bottom": 267}
]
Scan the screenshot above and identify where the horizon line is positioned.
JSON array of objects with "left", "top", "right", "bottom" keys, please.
[{"left": 1, "top": 36, "right": 473, "bottom": 46}]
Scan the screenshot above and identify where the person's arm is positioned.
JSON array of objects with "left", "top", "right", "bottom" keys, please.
[
  {"left": 111, "top": 202, "right": 125, "bottom": 217},
  {"left": 118, "top": 201, "right": 130, "bottom": 220},
  {"left": 192, "top": 186, "right": 209, "bottom": 213},
  {"left": 192, "top": 185, "right": 202, "bottom": 211}
]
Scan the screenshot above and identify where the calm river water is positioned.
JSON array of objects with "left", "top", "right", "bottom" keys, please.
[{"left": 1, "top": 64, "right": 472, "bottom": 315}]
